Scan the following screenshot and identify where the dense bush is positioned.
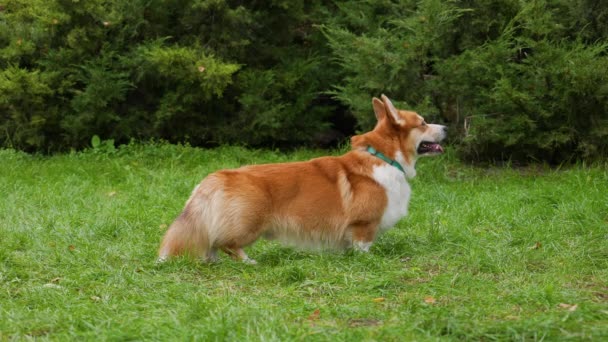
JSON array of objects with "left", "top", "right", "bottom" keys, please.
[
  {"left": 324, "top": 0, "right": 608, "bottom": 162},
  {"left": 0, "top": 0, "right": 340, "bottom": 152},
  {"left": 1, "top": 0, "right": 607, "bottom": 162}
]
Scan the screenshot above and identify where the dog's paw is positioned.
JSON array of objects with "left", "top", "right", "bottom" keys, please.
[
  {"left": 353, "top": 241, "right": 372, "bottom": 253},
  {"left": 243, "top": 258, "right": 258, "bottom": 265}
]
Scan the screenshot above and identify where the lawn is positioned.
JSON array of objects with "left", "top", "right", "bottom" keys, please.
[{"left": 1, "top": 144, "right": 607, "bottom": 340}]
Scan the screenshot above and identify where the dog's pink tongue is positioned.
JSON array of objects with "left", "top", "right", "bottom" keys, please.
[{"left": 430, "top": 143, "right": 444, "bottom": 153}]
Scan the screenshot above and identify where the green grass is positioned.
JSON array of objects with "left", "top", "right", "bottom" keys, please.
[{"left": 1, "top": 144, "right": 607, "bottom": 341}]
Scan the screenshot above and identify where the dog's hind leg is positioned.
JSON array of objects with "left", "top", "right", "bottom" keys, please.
[
  {"left": 201, "top": 248, "right": 219, "bottom": 263},
  {"left": 221, "top": 247, "right": 257, "bottom": 264},
  {"left": 350, "top": 221, "right": 379, "bottom": 253}
]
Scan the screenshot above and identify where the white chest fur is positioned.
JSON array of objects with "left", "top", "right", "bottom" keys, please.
[{"left": 372, "top": 164, "right": 411, "bottom": 230}]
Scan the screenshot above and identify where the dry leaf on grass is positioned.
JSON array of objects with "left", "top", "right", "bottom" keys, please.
[
  {"left": 424, "top": 296, "right": 436, "bottom": 304},
  {"left": 307, "top": 309, "right": 320, "bottom": 322},
  {"left": 558, "top": 303, "right": 578, "bottom": 311},
  {"left": 372, "top": 297, "right": 385, "bottom": 303},
  {"left": 348, "top": 318, "right": 382, "bottom": 327},
  {"left": 594, "top": 292, "right": 608, "bottom": 301}
]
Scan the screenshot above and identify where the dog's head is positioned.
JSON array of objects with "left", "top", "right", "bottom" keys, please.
[
  {"left": 372, "top": 95, "right": 447, "bottom": 158},
  {"left": 351, "top": 95, "right": 447, "bottom": 177}
]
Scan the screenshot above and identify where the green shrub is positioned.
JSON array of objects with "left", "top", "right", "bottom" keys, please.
[
  {"left": 0, "top": 67, "right": 56, "bottom": 151},
  {"left": 0, "top": 0, "right": 606, "bottom": 162},
  {"left": 323, "top": 0, "right": 477, "bottom": 129},
  {"left": 324, "top": 0, "right": 608, "bottom": 162},
  {"left": 435, "top": 1, "right": 608, "bottom": 162},
  {"left": 438, "top": 39, "right": 608, "bottom": 162},
  {"left": 0, "top": 0, "right": 338, "bottom": 151}
]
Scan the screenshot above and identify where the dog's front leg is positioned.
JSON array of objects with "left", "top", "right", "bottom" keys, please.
[
  {"left": 350, "top": 222, "right": 379, "bottom": 253},
  {"left": 354, "top": 240, "right": 373, "bottom": 252}
]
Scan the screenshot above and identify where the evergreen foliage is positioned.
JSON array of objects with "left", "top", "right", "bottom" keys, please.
[
  {"left": 0, "top": 0, "right": 335, "bottom": 151},
  {"left": 324, "top": 0, "right": 608, "bottom": 162},
  {"left": 0, "top": 0, "right": 607, "bottom": 162}
]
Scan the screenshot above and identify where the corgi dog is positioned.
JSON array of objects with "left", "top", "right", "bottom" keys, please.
[{"left": 158, "top": 95, "right": 446, "bottom": 264}]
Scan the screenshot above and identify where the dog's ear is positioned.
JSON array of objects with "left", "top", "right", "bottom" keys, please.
[
  {"left": 372, "top": 97, "right": 386, "bottom": 121},
  {"left": 381, "top": 94, "right": 406, "bottom": 126}
]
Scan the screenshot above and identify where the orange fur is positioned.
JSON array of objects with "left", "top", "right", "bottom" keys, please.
[{"left": 158, "top": 95, "right": 446, "bottom": 263}]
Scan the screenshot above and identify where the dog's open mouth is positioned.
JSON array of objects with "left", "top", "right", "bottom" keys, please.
[{"left": 417, "top": 141, "right": 444, "bottom": 155}]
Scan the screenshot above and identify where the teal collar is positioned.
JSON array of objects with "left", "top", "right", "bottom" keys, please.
[{"left": 366, "top": 146, "right": 405, "bottom": 174}]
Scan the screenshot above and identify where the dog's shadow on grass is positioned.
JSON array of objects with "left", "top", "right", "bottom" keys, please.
[
  {"left": 254, "top": 233, "right": 420, "bottom": 261},
  {"left": 152, "top": 235, "right": 420, "bottom": 276},
  {"left": 254, "top": 245, "right": 322, "bottom": 267}
]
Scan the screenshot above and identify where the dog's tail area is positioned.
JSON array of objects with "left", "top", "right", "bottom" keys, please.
[
  {"left": 157, "top": 208, "right": 209, "bottom": 262},
  {"left": 157, "top": 180, "right": 222, "bottom": 263}
]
